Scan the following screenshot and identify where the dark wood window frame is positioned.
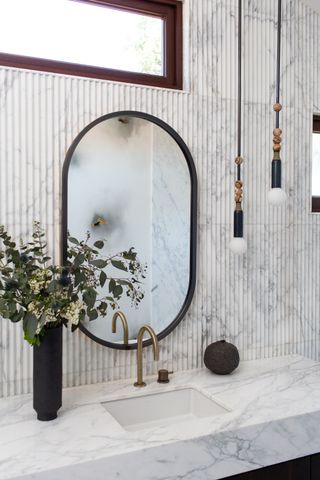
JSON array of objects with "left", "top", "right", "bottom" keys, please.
[
  {"left": 0, "top": 0, "right": 183, "bottom": 90},
  {"left": 312, "top": 115, "right": 320, "bottom": 212}
]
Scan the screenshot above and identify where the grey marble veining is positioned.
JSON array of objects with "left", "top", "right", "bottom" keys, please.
[
  {"left": 151, "top": 125, "right": 191, "bottom": 332},
  {"left": 2, "top": 355, "right": 320, "bottom": 480},
  {"left": 0, "top": 0, "right": 320, "bottom": 396}
]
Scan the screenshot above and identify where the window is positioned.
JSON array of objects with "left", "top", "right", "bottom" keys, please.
[
  {"left": 312, "top": 115, "right": 320, "bottom": 212},
  {"left": 0, "top": 0, "right": 182, "bottom": 89}
]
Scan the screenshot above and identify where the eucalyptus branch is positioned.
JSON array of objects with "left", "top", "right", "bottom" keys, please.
[{"left": 0, "top": 223, "right": 146, "bottom": 345}]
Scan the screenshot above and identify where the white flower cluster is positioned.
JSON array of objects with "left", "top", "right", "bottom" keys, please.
[
  {"left": 27, "top": 301, "right": 42, "bottom": 317},
  {"left": 44, "top": 309, "right": 56, "bottom": 324},
  {"left": 28, "top": 303, "right": 57, "bottom": 334},
  {"left": 29, "top": 269, "right": 50, "bottom": 295},
  {"left": 60, "top": 301, "right": 83, "bottom": 327}
]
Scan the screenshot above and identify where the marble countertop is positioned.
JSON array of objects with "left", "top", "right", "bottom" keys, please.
[{"left": 2, "top": 355, "right": 320, "bottom": 480}]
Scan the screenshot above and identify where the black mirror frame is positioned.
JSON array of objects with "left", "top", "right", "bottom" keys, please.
[{"left": 62, "top": 111, "right": 197, "bottom": 350}]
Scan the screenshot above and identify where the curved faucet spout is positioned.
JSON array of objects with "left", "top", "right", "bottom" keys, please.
[
  {"left": 134, "top": 325, "right": 159, "bottom": 387},
  {"left": 112, "top": 311, "right": 129, "bottom": 345},
  {"left": 137, "top": 325, "right": 159, "bottom": 361}
]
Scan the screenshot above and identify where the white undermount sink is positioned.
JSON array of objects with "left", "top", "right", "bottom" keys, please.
[{"left": 102, "top": 387, "right": 229, "bottom": 431}]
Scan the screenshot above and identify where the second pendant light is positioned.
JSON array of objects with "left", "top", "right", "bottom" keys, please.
[
  {"left": 229, "top": 0, "right": 247, "bottom": 254},
  {"left": 268, "top": 0, "right": 287, "bottom": 205}
]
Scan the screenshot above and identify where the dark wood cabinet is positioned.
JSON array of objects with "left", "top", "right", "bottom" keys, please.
[
  {"left": 311, "top": 453, "right": 320, "bottom": 480},
  {"left": 223, "top": 452, "right": 320, "bottom": 480}
]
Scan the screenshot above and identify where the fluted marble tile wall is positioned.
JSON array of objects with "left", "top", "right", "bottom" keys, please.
[{"left": 0, "top": 0, "right": 319, "bottom": 397}]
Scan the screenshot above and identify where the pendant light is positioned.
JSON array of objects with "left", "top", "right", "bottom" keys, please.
[
  {"left": 268, "top": 0, "right": 287, "bottom": 205},
  {"left": 229, "top": 0, "right": 247, "bottom": 254}
]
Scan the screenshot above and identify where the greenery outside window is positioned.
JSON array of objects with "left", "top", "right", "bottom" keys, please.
[{"left": 0, "top": 0, "right": 182, "bottom": 89}]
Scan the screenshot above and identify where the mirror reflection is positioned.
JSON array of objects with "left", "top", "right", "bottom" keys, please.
[
  {"left": 65, "top": 113, "right": 195, "bottom": 346},
  {"left": 312, "top": 115, "right": 320, "bottom": 212}
]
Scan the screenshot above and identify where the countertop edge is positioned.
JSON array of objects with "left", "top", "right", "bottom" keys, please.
[{"left": 9, "top": 408, "right": 320, "bottom": 480}]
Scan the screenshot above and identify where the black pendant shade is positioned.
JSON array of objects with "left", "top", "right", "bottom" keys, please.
[
  {"left": 233, "top": 209, "right": 244, "bottom": 238},
  {"left": 271, "top": 158, "right": 282, "bottom": 188}
]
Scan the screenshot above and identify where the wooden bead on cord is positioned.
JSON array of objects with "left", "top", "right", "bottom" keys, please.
[
  {"left": 273, "top": 127, "right": 282, "bottom": 153},
  {"left": 234, "top": 180, "right": 243, "bottom": 203}
]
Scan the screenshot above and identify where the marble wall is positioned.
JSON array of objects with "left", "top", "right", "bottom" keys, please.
[{"left": 0, "top": 0, "right": 320, "bottom": 397}]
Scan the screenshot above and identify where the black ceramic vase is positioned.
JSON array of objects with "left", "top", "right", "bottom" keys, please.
[
  {"left": 204, "top": 339, "right": 240, "bottom": 375},
  {"left": 33, "top": 325, "right": 63, "bottom": 421}
]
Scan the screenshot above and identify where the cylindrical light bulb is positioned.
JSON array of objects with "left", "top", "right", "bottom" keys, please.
[
  {"left": 267, "top": 187, "right": 287, "bottom": 206},
  {"left": 229, "top": 237, "right": 247, "bottom": 254}
]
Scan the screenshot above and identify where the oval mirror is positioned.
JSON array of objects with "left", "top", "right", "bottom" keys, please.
[{"left": 62, "top": 111, "right": 197, "bottom": 349}]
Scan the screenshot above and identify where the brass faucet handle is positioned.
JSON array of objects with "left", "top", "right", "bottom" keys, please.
[{"left": 157, "top": 369, "right": 170, "bottom": 383}]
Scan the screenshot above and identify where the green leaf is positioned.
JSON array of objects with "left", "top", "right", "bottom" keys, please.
[
  {"left": 74, "top": 271, "right": 86, "bottom": 287},
  {"left": 122, "top": 248, "right": 137, "bottom": 261},
  {"left": 24, "top": 330, "right": 40, "bottom": 346},
  {"left": 94, "top": 240, "right": 104, "bottom": 249},
  {"left": 100, "top": 270, "right": 107, "bottom": 287},
  {"left": 113, "top": 285, "right": 123, "bottom": 298},
  {"left": 87, "top": 309, "right": 98, "bottom": 321},
  {"left": 68, "top": 237, "right": 79, "bottom": 245},
  {"left": 73, "top": 253, "right": 85, "bottom": 267},
  {"left": 111, "top": 260, "right": 127, "bottom": 272},
  {"left": 8, "top": 301, "right": 17, "bottom": 315},
  {"left": 90, "top": 259, "right": 108, "bottom": 268},
  {"left": 10, "top": 250, "right": 20, "bottom": 264},
  {"left": 98, "top": 302, "right": 108, "bottom": 314},
  {"left": 23, "top": 312, "right": 38, "bottom": 340},
  {"left": 39, "top": 313, "right": 47, "bottom": 328},
  {"left": 3, "top": 267, "right": 13, "bottom": 274},
  {"left": 109, "top": 278, "right": 116, "bottom": 294},
  {"left": 47, "top": 280, "right": 57, "bottom": 293},
  {"left": 83, "top": 289, "right": 97, "bottom": 309},
  {"left": 117, "top": 280, "right": 131, "bottom": 286},
  {"left": 0, "top": 298, "right": 10, "bottom": 318},
  {"left": 10, "top": 309, "right": 24, "bottom": 323}
]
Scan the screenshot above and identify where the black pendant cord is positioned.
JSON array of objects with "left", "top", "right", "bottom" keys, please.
[
  {"left": 233, "top": 0, "right": 244, "bottom": 239},
  {"left": 271, "top": 0, "right": 283, "bottom": 190},
  {"left": 237, "top": 0, "right": 242, "bottom": 181},
  {"left": 275, "top": 0, "right": 282, "bottom": 129}
]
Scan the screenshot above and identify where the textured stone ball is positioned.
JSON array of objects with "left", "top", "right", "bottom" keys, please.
[{"left": 204, "top": 340, "right": 240, "bottom": 375}]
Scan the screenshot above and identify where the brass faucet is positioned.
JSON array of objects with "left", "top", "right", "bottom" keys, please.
[
  {"left": 112, "top": 311, "right": 129, "bottom": 345},
  {"left": 134, "top": 325, "right": 159, "bottom": 387}
]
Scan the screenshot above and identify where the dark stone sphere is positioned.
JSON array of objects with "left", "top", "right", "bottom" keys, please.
[{"left": 204, "top": 340, "right": 240, "bottom": 375}]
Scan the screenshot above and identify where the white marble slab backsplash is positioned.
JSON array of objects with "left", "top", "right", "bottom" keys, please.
[{"left": 0, "top": 0, "right": 320, "bottom": 397}]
